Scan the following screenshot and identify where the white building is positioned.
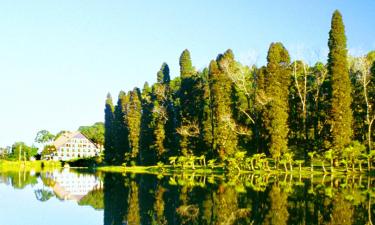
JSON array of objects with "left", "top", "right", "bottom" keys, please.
[{"left": 53, "top": 131, "right": 101, "bottom": 161}]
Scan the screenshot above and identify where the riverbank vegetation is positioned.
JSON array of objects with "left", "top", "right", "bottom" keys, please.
[
  {"left": 0, "top": 160, "right": 61, "bottom": 171},
  {"left": 102, "top": 10, "right": 375, "bottom": 173}
]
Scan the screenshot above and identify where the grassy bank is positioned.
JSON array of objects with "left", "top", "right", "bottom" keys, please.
[
  {"left": 0, "top": 160, "right": 61, "bottom": 171},
  {"left": 96, "top": 164, "right": 375, "bottom": 177}
]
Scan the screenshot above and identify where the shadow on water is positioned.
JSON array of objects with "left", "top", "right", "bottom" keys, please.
[{"left": 1, "top": 169, "right": 375, "bottom": 225}]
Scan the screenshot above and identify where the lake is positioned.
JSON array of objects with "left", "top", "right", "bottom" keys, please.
[{"left": 0, "top": 168, "right": 374, "bottom": 225}]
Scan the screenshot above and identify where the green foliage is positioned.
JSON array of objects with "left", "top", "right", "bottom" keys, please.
[
  {"left": 101, "top": 10, "right": 375, "bottom": 175},
  {"left": 9, "top": 142, "right": 38, "bottom": 161},
  {"left": 54, "top": 130, "right": 70, "bottom": 140},
  {"left": 177, "top": 50, "right": 205, "bottom": 156},
  {"left": 327, "top": 10, "right": 353, "bottom": 151},
  {"left": 35, "top": 130, "right": 55, "bottom": 144},
  {"left": 78, "top": 122, "right": 105, "bottom": 145},
  {"left": 150, "top": 63, "right": 176, "bottom": 161},
  {"left": 263, "top": 42, "right": 291, "bottom": 160},
  {"left": 179, "top": 49, "right": 194, "bottom": 79},
  {"left": 208, "top": 50, "right": 238, "bottom": 159},
  {"left": 34, "top": 189, "right": 55, "bottom": 202},
  {"left": 104, "top": 93, "right": 115, "bottom": 165},
  {"left": 78, "top": 189, "right": 104, "bottom": 209},
  {"left": 127, "top": 88, "right": 142, "bottom": 160},
  {"left": 41, "top": 145, "right": 56, "bottom": 158},
  {"left": 113, "top": 91, "right": 130, "bottom": 164}
]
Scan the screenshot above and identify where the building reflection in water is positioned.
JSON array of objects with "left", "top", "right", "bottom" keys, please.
[{"left": 44, "top": 168, "right": 103, "bottom": 202}]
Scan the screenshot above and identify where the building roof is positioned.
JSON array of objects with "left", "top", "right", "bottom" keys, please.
[{"left": 53, "top": 131, "right": 98, "bottom": 149}]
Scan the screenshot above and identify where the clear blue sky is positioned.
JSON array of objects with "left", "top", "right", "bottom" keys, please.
[{"left": 0, "top": 0, "right": 374, "bottom": 147}]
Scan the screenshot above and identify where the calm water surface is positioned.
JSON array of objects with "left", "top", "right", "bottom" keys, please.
[{"left": 0, "top": 169, "right": 374, "bottom": 225}]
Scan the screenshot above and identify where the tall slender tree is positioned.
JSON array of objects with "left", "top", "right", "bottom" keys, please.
[
  {"left": 150, "top": 63, "right": 176, "bottom": 161},
  {"left": 104, "top": 93, "right": 115, "bottom": 164},
  {"left": 177, "top": 49, "right": 202, "bottom": 156},
  {"left": 113, "top": 91, "right": 130, "bottom": 164},
  {"left": 208, "top": 50, "right": 238, "bottom": 159},
  {"left": 327, "top": 10, "right": 352, "bottom": 152},
  {"left": 139, "top": 82, "right": 156, "bottom": 165},
  {"left": 127, "top": 88, "right": 142, "bottom": 162},
  {"left": 264, "top": 42, "right": 291, "bottom": 160}
]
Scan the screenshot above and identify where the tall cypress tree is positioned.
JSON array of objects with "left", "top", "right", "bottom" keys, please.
[
  {"left": 264, "top": 42, "right": 291, "bottom": 160},
  {"left": 327, "top": 10, "right": 352, "bottom": 151},
  {"left": 104, "top": 93, "right": 115, "bottom": 165}
]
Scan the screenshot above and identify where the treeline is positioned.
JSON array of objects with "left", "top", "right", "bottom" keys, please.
[{"left": 104, "top": 10, "right": 375, "bottom": 166}]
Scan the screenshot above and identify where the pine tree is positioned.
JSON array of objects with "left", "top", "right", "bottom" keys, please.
[
  {"left": 254, "top": 66, "right": 269, "bottom": 153},
  {"left": 200, "top": 68, "right": 215, "bottom": 155},
  {"left": 151, "top": 96, "right": 165, "bottom": 158},
  {"left": 179, "top": 49, "right": 194, "bottom": 79},
  {"left": 160, "top": 64, "right": 177, "bottom": 156},
  {"left": 327, "top": 10, "right": 352, "bottom": 151},
  {"left": 208, "top": 50, "right": 238, "bottom": 159},
  {"left": 139, "top": 82, "right": 156, "bottom": 165},
  {"left": 127, "top": 88, "right": 142, "bottom": 162},
  {"left": 150, "top": 63, "right": 176, "bottom": 161},
  {"left": 177, "top": 49, "right": 202, "bottom": 156},
  {"left": 104, "top": 93, "right": 115, "bottom": 164},
  {"left": 113, "top": 91, "right": 130, "bottom": 165},
  {"left": 264, "top": 42, "right": 291, "bottom": 160},
  {"left": 157, "top": 62, "right": 171, "bottom": 84}
]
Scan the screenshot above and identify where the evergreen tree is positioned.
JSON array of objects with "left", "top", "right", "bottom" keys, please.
[
  {"left": 139, "top": 82, "right": 156, "bottom": 165},
  {"left": 150, "top": 63, "right": 176, "bottom": 161},
  {"left": 127, "top": 88, "right": 142, "bottom": 162},
  {"left": 104, "top": 93, "right": 115, "bottom": 164},
  {"left": 161, "top": 64, "right": 178, "bottom": 156},
  {"left": 264, "top": 42, "right": 291, "bottom": 160},
  {"left": 254, "top": 66, "right": 269, "bottom": 153},
  {"left": 208, "top": 50, "right": 238, "bottom": 159},
  {"left": 179, "top": 49, "right": 194, "bottom": 79},
  {"left": 113, "top": 91, "right": 130, "bottom": 165},
  {"left": 200, "top": 68, "right": 215, "bottom": 155},
  {"left": 157, "top": 62, "right": 171, "bottom": 84},
  {"left": 177, "top": 49, "right": 202, "bottom": 156},
  {"left": 327, "top": 10, "right": 353, "bottom": 151}
]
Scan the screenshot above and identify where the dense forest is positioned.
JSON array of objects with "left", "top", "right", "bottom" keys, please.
[{"left": 104, "top": 10, "right": 375, "bottom": 168}]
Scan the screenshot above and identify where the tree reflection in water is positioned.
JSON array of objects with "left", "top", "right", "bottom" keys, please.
[
  {"left": 102, "top": 173, "right": 375, "bottom": 225},
  {"left": 0, "top": 170, "right": 374, "bottom": 225}
]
